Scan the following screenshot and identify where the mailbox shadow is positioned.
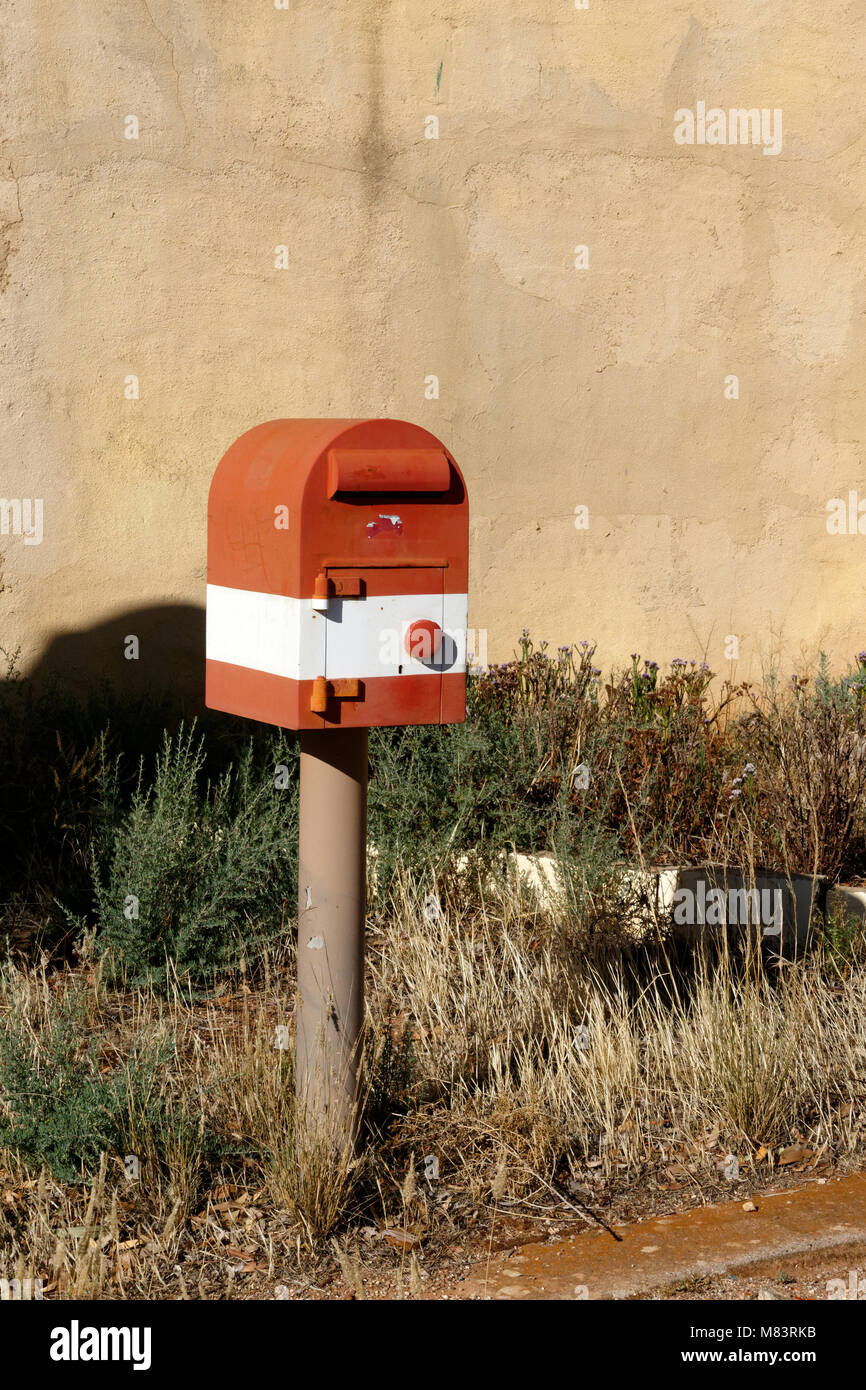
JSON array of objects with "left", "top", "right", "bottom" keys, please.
[
  {"left": 26, "top": 602, "right": 207, "bottom": 707},
  {"left": 0, "top": 602, "right": 210, "bottom": 953}
]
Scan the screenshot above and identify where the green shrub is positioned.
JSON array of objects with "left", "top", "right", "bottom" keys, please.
[
  {"left": 817, "top": 901, "right": 866, "bottom": 973},
  {"left": 0, "top": 651, "right": 181, "bottom": 930},
  {"left": 89, "top": 725, "right": 298, "bottom": 986},
  {"left": 0, "top": 979, "right": 175, "bottom": 1183}
]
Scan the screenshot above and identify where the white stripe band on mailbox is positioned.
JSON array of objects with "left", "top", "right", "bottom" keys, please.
[{"left": 206, "top": 584, "right": 468, "bottom": 681}]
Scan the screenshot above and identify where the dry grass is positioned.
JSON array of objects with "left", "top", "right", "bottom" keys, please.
[
  {"left": 1, "top": 872, "right": 864, "bottom": 1298},
  {"left": 368, "top": 873, "right": 865, "bottom": 1189}
]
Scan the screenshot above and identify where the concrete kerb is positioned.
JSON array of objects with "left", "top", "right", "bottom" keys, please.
[{"left": 461, "top": 1173, "right": 866, "bottom": 1301}]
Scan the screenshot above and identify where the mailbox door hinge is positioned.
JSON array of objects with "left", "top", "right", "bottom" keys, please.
[
  {"left": 312, "top": 571, "right": 364, "bottom": 611},
  {"left": 310, "top": 676, "right": 363, "bottom": 713}
]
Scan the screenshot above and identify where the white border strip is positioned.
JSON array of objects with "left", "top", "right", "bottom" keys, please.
[{"left": 207, "top": 584, "right": 468, "bottom": 681}]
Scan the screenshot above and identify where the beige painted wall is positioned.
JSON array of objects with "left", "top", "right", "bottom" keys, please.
[{"left": 1, "top": 1, "right": 864, "bottom": 697}]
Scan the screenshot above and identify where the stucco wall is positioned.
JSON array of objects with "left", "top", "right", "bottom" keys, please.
[{"left": 1, "top": 1, "right": 864, "bottom": 696}]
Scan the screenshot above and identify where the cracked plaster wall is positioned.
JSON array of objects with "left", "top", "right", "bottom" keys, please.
[{"left": 1, "top": 1, "right": 865, "bottom": 689}]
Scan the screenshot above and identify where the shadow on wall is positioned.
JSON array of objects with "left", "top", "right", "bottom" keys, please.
[
  {"left": 26, "top": 603, "right": 207, "bottom": 709},
  {"left": 0, "top": 601, "right": 280, "bottom": 947}
]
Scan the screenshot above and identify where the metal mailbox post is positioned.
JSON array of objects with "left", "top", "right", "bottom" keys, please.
[{"left": 206, "top": 419, "right": 469, "bottom": 1138}]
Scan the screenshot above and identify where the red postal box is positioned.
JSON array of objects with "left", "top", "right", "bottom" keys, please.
[{"left": 206, "top": 419, "right": 469, "bottom": 729}]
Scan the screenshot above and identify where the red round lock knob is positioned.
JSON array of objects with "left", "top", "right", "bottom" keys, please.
[{"left": 404, "top": 620, "right": 442, "bottom": 662}]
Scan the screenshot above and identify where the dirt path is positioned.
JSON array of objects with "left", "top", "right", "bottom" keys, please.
[{"left": 456, "top": 1173, "right": 866, "bottom": 1300}]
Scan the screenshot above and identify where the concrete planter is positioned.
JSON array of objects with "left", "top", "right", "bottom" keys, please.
[
  {"left": 508, "top": 851, "right": 563, "bottom": 904},
  {"left": 507, "top": 854, "right": 825, "bottom": 950},
  {"left": 660, "top": 864, "right": 824, "bottom": 952}
]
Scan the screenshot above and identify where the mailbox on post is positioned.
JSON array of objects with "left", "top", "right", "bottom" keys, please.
[
  {"left": 206, "top": 419, "right": 469, "bottom": 1140},
  {"left": 206, "top": 417, "right": 468, "bottom": 730}
]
